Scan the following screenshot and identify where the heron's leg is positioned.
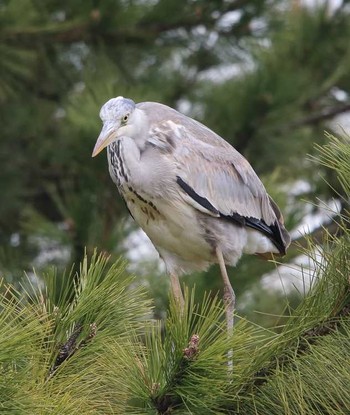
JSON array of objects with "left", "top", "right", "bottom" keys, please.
[
  {"left": 215, "top": 247, "right": 236, "bottom": 335},
  {"left": 170, "top": 273, "right": 185, "bottom": 311},
  {"left": 216, "top": 247, "right": 235, "bottom": 371}
]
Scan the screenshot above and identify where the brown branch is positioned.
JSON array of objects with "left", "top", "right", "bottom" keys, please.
[
  {"left": 50, "top": 322, "right": 83, "bottom": 375},
  {"left": 2, "top": 1, "right": 257, "bottom": 46},
  {"left": 301, "top": 303, "right": 350, "bottom": 341},
  {"left": 280, "top": 103, "right": 350, "bottom": 131},
  {"left": 48, "top": 322, "right": 97, "bottom": 378},
  {"left": 252, "top": 218, "right": 342, "bottom": 280},
  {"left": 293, "top": 219, "right": 341, "bottom": 248},
  {"left": 183, "top": 334, "right": 200, "bottom": 360},
  {"left": 253, "top": 300, "right": 350, "bottom": 388},
  {"left": 152, "top": 334, "right": 200, "bottom": 414}
]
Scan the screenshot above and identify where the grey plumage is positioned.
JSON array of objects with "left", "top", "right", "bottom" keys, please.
[{"left": 92, "top": 96, "right": 291, "bottom": 330}]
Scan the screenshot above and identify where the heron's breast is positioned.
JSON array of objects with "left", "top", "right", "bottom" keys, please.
[
  {"left": 125, "top": 194, "right": 213, "bottom": 261},
  {"left": 124, "top": 188, "right": 164, "bottom": 225}
]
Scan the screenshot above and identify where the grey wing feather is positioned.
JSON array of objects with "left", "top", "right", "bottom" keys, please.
[
  {"left": 181, "top": 146, "right": 273, "bottom": 221},
  {"left": 140, "top": 102, "right": 290, "bottom": 252}
]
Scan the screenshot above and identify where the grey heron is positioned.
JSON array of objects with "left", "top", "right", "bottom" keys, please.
[{"left": 92, "top": 97, "right": 290, "bottom": 332}]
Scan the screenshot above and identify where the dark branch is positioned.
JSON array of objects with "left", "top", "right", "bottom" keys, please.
[
  {"left": 300, "top": 303, "right": 350, "bottom": 345},
  {"left": 279, "top": 103, "right": 350, "bottom": 131},
  {"left": 2, "top": 1, "right": 259, "bottom": 46},
  {"left": 152, "top": 334, "right": 200, "bottom": 414},
  {"left": 48, "top": 322, "right": 97, "bottom": 378},
  {"left": 50, "top": 322, "right": 83, "bottom": 375},
  {"left": 253, "top": 301, "right": 350, "bottom": 388},
  {"left": 183, "top": 334, "right": 200, "bottom": 360}
]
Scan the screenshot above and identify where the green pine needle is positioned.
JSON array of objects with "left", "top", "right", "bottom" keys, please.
[{"left": 1, "top": 133, "right": 350, "bottom": 413}]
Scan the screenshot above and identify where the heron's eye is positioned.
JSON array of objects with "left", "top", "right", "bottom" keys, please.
[{"left": 122, "top": 114, "right": 129, "bottom": 123}]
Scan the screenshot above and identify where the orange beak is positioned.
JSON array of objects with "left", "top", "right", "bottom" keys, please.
[{"left": 92, "top": 122, "right": 118, "bottom": 157}]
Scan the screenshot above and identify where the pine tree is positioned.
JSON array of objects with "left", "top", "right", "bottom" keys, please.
[
  {"left": 1, "top": 1, "right": 350, "bottom": 326},
  {"left": 1, "top": 134, "right": 350, "bottom": 413}
]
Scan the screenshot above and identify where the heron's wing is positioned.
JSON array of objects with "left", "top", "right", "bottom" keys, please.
[{"left": 147, "top": 116, "right": 290, "bottom": 253}]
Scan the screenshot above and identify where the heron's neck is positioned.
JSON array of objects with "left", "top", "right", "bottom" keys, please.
[{"left": 131, "top": 108, "right": 149, "bottom": 152}]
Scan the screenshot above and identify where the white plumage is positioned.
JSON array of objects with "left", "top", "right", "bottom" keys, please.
[{"left": 92, "top": 96, "right": 290, "bottom": 330}]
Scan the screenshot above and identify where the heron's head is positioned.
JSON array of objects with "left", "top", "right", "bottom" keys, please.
[{"left": 92, "top": 96, "right": 142, "bottom": 157}]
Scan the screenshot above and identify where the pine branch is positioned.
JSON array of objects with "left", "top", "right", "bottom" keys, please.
[
  {"left": 300, "top": 302, "right": 350, "bottom": 345},
  {"left": 278, "top": 103, "right": 350, "bottom": 131},
  {"left": 152, "top": 334, "right": 200, "bottom": 414},
  {"left": 249, "top": 216, "right": 345, "bottom": 285},
  {"left": 49, "top": 321, "right": 97, "bottom": 378},
  {"left": 2, "top": 1, "right": 260, "bottom": 46},
  {"left": 253, "top": 299, "right": 350, "bottom": 388}
]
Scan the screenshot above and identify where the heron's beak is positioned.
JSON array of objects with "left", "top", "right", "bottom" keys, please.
[{"left": 92, "top": 122, "right": 119, "bottom": 157}]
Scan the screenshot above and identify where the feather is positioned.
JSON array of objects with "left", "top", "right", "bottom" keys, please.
[{"left": 138, "top": 102, "right": 290, "bottom": 254}]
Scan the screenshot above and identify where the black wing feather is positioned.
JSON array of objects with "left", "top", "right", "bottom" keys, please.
[
  {"left": 176, "top": 176, "right": 286, "bottom": 255},
  {"left": 176, "top": 176, "right": 219, "bottom": 215}
]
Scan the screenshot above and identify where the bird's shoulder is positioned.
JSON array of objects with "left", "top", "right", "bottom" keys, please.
[
  {"left": 169, "top": 136, "right": 289, "bottom": 253},
  {"left": 138, "top": 101, "right": 240, "bottom": 156},
  {"left": 138, "top": 102, "right": 266, "bottom": 201},
  {"left": 136, "top": 102, "right": 290, "bottom": 253},
  {"left": 142, "top": 104, "right": 274, "bottom": 211},
  {"left": 139, "top": 101, "right": 224, "bottom": 140}
]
